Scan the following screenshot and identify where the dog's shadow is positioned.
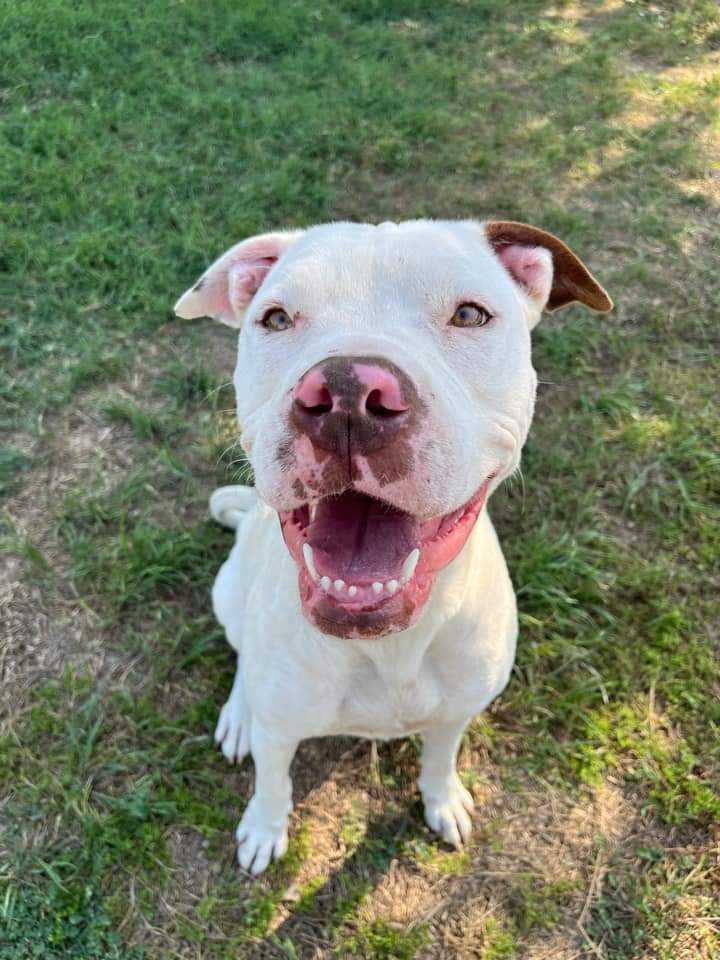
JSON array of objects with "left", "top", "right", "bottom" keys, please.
[
  {"left": 252, "top": 808, "right": 421, "bottom": 959},
  {"left": 243, "top": 737, "right": 430, "bottom": 958}
]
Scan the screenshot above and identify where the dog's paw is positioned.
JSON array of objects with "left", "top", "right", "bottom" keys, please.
[
  {"left": 236, "top": 806, "right": 289, "bottom": 876},
  {"left": 421, "top": 775, "right": 474, "bottom": 849},
  {"left": 214, "top": 697, "right": 249, "bottom": 764}
]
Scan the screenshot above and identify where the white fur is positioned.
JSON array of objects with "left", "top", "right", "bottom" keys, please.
[
  {"left": 212, "top": 497, "right": 516, "bottom": 872},
  {"left": 231, "top": 221, "right": 537, "bottom": 520},
  {"left": 175, "top": 219, "right": 597, "bottom": 875}
]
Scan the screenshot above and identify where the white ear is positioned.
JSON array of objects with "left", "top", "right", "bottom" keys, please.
[{"left": 174, "top": 230, "right": 304, "bottom": 328}]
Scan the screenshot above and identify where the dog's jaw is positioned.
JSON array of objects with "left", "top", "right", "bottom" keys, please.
[
  {"left": 297, "top": 565, "right": 433, "bottom": 639},
  {"left": 279, "top": 477, "right": 493, "bottom": 638}
]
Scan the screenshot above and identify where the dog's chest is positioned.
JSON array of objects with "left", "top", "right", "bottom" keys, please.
[{"left": 334, "top": 646, "right": 444, "bottom": 738}]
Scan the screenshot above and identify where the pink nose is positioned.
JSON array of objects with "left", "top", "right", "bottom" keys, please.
[
  {"left": 293, "top": 361, "right": 408, "bottom": 416},
  {"left": 291, "top": 356, "right": 417, "bottom": 456}
]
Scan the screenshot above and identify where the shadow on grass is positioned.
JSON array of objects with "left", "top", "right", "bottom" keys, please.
[{"left": 250, "top": 806, "right": 424, "bottom": 959}]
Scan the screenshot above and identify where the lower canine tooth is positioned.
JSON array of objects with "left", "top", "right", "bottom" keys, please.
[
  {"left": 401, "top": 548, "right": 420, "bottom": 582},
  {"left": 320, "top": 576, "right": 331, "bottom": 591},
  {"left": 372, "top": 582, "right": 383, "bottom": 595},
  {"left": 302, "top": 543, "right": 319, "bottom": 581},
  {"left": 334, "top": 579, "right": 345, "bottom": 591},
  {"left": 387, "top": 580, "right": 399, "bottom": 595}
]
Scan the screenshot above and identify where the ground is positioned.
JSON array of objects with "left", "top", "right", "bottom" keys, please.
[{"left": 1, "top": 0, "right": 719, "bottom": 957}]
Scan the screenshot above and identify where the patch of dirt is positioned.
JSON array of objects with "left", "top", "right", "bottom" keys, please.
[
  {"left": 1, "top": 406, "right": 138, "bottom": 723},
  {"left": 0, "top": 338, "right": 225, "bottom": 722},
  {"left": 0, "top": 552, "right": 104, "bottom": 723},
  {"left": 164, "top": 828, "right": 217, "bottom": 910}
]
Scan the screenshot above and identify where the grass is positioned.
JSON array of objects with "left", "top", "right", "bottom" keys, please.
[
  {"left": 0, "top": 447, "right": 32, "bottom": 497},
  {"left": 1, "top": 0, "right": 719, "bottom": 957}
]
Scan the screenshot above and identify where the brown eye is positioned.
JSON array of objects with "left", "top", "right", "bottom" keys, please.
[
  {"left": 450, "top": 303, "right": 492, "bottom": 328},
  {"left": 262, "top": 308, "right": 293, "bottom": 332}
]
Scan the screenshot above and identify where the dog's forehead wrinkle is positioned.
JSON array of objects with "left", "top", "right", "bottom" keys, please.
[{"left": 263, "top": 226, "right": 516, "bottom": 326}]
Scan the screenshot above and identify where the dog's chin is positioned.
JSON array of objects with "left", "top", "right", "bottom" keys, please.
[
  {"left": 297, "top": 565, "right": 434, "bottom": 639},
  {"left": 279, "top": 479, "right": 493, "bottom": 640}
]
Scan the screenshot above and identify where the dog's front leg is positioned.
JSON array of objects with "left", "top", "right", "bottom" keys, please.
[
  {"left": 214, "top": 655, "right": 249, "bottom": 764},
  {"left": 236, "top": 724, "right": 298, "bottom": 875},
  {"left": 418, "top": 718, "right": 475, "bottom": 849}
]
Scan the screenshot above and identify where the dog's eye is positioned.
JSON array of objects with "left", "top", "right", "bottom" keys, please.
[
  {"left": 450, "top": 303, "right": 492, "bottom": 328},
  {"left": 262, "top": 308, "right": 294, "bottom": 332}
]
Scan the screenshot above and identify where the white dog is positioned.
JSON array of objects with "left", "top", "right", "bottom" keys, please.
[{"left": 175, "top": 219, "right": 611, "bottom": 875}]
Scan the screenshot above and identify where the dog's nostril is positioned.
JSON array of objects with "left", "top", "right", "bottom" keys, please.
[
  {"left": 365, "top": 388, "right": 405, "bottom": 419},
  {"left": 296, "top": 386, "right": 333, "bottom": 416}
]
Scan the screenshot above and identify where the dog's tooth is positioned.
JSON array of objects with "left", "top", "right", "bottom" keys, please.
[
  {"left": 401, "top": 548, "right": 420, "bottom": 582},
  {"left": 348, "top": 585, "right": 358, "bottom": 598},
  {"left": 386, "top": 580, "right": 399, "bottom": 595},
  {"left": 302, "top": 543, "right": 319, "bottom": 581},
  {"left": 372, "top": 582, "right": 383, "bottom": 595},
  {"left": 309, "top": 501, "right": 318, "bottom": 522},
  {"left": 334, "top": 579, "right": 345, "bottom": 592},
  {"left": 320, "top": 576, "right": 331, "bottom": 591}
]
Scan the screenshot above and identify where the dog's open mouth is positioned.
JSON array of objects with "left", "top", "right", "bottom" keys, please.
[{"left": 279, "top": 479, "right": 492, "bottom": 638}]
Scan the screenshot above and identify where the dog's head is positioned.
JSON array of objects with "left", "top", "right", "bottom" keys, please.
[{"left": 176, "top": 220, "right": 611, "bottom": 639}]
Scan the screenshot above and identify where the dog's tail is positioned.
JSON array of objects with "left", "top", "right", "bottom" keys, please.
[{"left": 209, "top": 485, "right": 258, "bottom": 530}]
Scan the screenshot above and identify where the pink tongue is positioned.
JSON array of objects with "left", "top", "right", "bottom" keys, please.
[{"left": 307, "top": 491, "right": 420, "bottom": 582}]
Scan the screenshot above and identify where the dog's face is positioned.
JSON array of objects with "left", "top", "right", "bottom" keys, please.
[{"left": 177, "top": 220, "right": 610, "bottom": 639}]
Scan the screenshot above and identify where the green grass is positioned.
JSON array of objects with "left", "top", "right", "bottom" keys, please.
[
  {"left": 343, "top": 919, "right": 428, "bottom": 959},
  {"left": 480, "top": 919, "right": 518, "bottom": 960},
  {"left": 586, "top": 846, "right": 719, "bottom": 959},
  {"left": 2, "top": 0, "right": 719, "bottom": 956},
  {"left": 0, "top": 447, "right": 33, "bottom": 497}
]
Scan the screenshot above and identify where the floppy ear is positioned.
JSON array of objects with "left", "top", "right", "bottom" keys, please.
[
  {"left": 484, "top": 220, "right": 612, "bottom": 317},
  {"left": 174, "top": 230, "right": 304, "bottom": 327}
]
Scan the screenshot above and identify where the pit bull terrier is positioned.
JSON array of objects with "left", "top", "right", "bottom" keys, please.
[{"left": 174, "top": 219, "right": 611, "bottom": 874}]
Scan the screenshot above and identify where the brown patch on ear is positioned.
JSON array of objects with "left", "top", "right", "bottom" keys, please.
[{"left": 485, "top": 220, "right": 613, "bottom": 313}]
